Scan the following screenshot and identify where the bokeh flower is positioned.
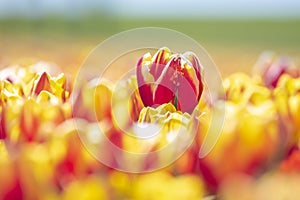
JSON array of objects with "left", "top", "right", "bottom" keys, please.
[
  {"left": 199, "top": 73, "right": 281, "bottom": 191},
  {"left": 0, "top": 65, "right": 71, "bottom": 143},
  {"left": 253, "top": 52, "right": 299, "bottom": 88}
]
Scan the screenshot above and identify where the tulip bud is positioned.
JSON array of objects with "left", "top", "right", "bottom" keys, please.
[
  {"left": 32, "top": 72, "right": 70, "bottom": 102},
  {"left": 137, "top": 47, "right": 203, "bottom": 114}
]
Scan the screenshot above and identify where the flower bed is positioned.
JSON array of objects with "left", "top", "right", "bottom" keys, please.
[{"left": 0, "top": 49, "right": 300, "bottom": 200}]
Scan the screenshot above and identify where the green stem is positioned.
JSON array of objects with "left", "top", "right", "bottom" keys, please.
[{"left": 174, "top": 90, "right": 178, "bottom": 110}]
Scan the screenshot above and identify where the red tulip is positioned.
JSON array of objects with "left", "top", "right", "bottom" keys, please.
[{"left": 136, "top": 47, "right": 203, "bottom": 114}]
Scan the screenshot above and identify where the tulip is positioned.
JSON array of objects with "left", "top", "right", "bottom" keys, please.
[
  {"left": 136, "top": 47, "right": 203, "bottom": 114},
  {"left": 264, "top": 57, "right": 298, "bottom": 88},
  {"left": 0, "top": 67, "right": 71, "bottom": 143},
  {"left": 72, "top": 79, "right": 113, "bottom": 122},
  {"left": 273, "top": 75, "right": 300, "bottom": 149},
  {"left": 199, "top": 73, "right": 281, "bottom": 191},
  {"left": 32, "top": 71, "right": 70, "bottom": 102},
  {"left": 253, "top": 53, "right": 299, "bottom": 88},
  {"left": 111, "top": 76, "right": 144, "bottom": 129}
]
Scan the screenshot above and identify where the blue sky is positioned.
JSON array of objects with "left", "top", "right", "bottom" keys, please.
[{"left": 0, "top": 0, "right": 299, "bottom": 18}]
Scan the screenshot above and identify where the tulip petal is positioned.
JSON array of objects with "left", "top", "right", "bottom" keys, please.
[
  {"left": 155, "top": 55, "right": 202, "bottom": 114},
  {"left": 153, "top": 84, "right": 175, "bottom": 106},
  {"left": 182, "top": 52, "right": 204, "bottom": 102},
  {"left": 177, "top": 76, "right": 199, "bottom": 114},
  {"left": 33, "top": 72, "right": 52, "bottom": 95},
  {"left": 0, "top": 108, "right": 7, "bottom": 139},
  {"left": 178, "top": 60, "right": 202, "bottom": 113},
  {"left": 153, "top": 56, "right": 179, "bottom": 106},
  {"left": 136, "top": 54, "right": 155, "bottom": 107},
  {"left": 182, "top": 51, "right": 203, "bottom": 82},
  {"left": 20, "top": 100, "right": 39, "bottom": 141},
  {"left": 150, "top": 47, "right": 171, "bottom": 80}
]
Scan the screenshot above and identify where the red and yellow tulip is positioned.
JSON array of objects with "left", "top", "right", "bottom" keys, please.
[{"left": 136, "top": 47, "right": 203, "bottom": 114}]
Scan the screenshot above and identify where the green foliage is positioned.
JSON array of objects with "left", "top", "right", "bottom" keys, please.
[{"left": 1, "top": 15, "right": 300, "bottom": 49}]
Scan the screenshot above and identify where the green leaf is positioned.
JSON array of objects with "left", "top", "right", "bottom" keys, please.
[{"left": 174, "top": 90, "right": 178, "bottom": 110}]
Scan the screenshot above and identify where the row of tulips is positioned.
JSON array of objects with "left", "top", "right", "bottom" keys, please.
[{"left": 0, "top": 49, "right": 300, "bottom": 199}]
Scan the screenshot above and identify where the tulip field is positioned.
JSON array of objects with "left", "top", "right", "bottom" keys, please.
[{"left": 1, "top": 18, "right": 300, "bottom": 199}]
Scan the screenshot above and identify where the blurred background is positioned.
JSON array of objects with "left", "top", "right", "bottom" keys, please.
[{"left": 0, "top": 0, "right": 300, "bottom": 77}]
